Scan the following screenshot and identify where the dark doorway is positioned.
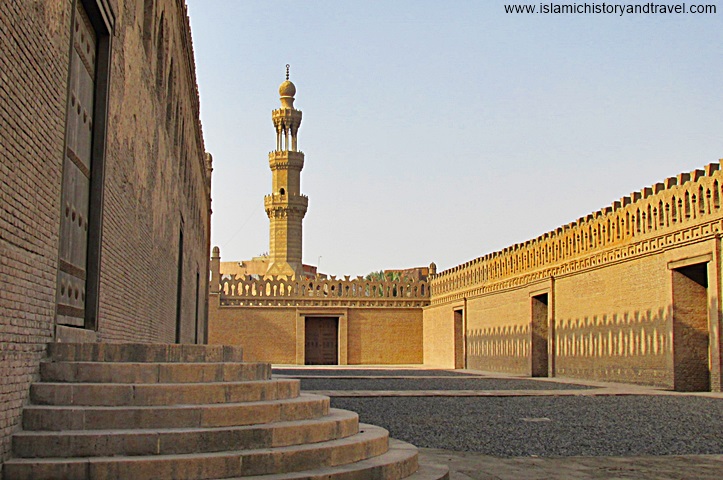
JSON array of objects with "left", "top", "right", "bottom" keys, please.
[
  {"left": 531, "top": 293, "right": 549, "bottom": 377},
  {"left": 175, "top": 227, "right": 183, "bottom": 344},
  {"left": 305, "top": 317, "right": 338, "bottom": 365},
  {"left": 454, "top": 309, "right": 464, "bottom": 369},
  {"left": 194, "top": 270, "right": 200, "bottom": 344},
  {"left": 672, "top": 263, "right": 711, "bottom": 391}
]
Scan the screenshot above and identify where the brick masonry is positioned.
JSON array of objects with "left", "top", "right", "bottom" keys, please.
[{"left": 0, "top": 0, "right": 211, "bottom": 465}]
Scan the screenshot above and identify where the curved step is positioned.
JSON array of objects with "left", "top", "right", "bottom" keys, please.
[
  {"left": 238, "top": 438, "right": 421, "bottom": 480},
  {"left": 23, "top": 393, "right": 330, "bottom": 431},
  {"left": 48, "top": 343, "right": 244, "bottom": 363},
  {"left": 13, "top": 408, "right": 359, "bottom": 458},
  {"left": 2, "top": 424, "right": 390, "bottom": 480},
  {"left": 30, "top": 379, "right": 300, "bottom": 406},
  {"left": 41, "top": 361, "right": 271, "bottom": 384},
  {"left": 409, "top": 462, "right": 450, "bottom": 480}
]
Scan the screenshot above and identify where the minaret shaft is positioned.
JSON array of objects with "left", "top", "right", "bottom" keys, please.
[{"left": 265, "top": 68, "right": 307, "bottom": 278}]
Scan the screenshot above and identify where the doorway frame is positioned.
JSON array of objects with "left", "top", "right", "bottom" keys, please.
[
  {"left": 296, "top": 308, "right": 348, "bottom": 365},
  {"left": 668, "top": 253, "right": 715, "bottom": 391},
  {"left": 529, "top": 284, "right": 555, "bottom": 378},
  {"left": 530, "top": 291, "right": 550, "bottom": 377}
]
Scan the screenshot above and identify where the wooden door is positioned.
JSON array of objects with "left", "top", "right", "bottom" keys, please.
[
  {"left": 56, "top": 2, "right": 97, "bottom": 327},
  {"left": 305, "top": 317, "right": 338, "bottom": 365}
]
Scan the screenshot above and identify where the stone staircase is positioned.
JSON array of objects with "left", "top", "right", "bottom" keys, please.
[{"left": 3, "top": 343, "right": 448, "bottom": 480}]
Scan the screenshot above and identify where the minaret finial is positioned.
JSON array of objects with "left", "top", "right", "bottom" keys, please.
[{"left": 285, "top": 64, "right": 290, "bottom": 81}]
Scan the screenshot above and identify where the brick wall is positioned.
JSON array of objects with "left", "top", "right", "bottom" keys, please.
[
  {"left": 97, "top": 0, "right": 210, "bottom": 344},
  {"left": 0, "top": 0, "right": 211, "bottom": 464},
  {"left": 0, "top": 0, "right": 71, "bottom": 463}
]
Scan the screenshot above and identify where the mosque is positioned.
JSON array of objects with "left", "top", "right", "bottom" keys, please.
[
  {"left": 1, "top": 1, "right": 719, "bottom": 477},
  {"left": 210, "top": 71, "right": 723, "bottom": 394}
]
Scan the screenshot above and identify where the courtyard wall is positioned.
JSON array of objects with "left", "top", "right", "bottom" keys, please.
[
  {"left": 425, "top": 163, "right": 723, "bottom": 391},
  {"left": 208, "top": 266, "right": 427, "bottom": 365}
]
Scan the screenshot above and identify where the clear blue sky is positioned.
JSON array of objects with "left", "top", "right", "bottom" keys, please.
[{"left": 185, "top": 1, "right": 722, "bottom": 277}]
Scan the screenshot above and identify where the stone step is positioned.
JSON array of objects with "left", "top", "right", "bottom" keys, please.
[
  {"left": 23, "top": 393, "right": 329, "bottom": 431},
  {"left": 237, "top": 438, "right": 421, "bottom": 480},
  {"left": 2, "top": 423, "right": 390, "bottom": 480},
  {"left": 13, "top": 408, "right": 359, "bottom": 458},
  {"left": 40, "top": 360, "right": 271, "bottom": 383},
  {"left": 30, "top": 378, "right": 300, "bottom": 406},
  {"left": 48, "top": 342, "right": 245, "bottom": 363},
  {"left": 409, "top": 462, "right": 450, "bottom": 480},
  {"left": 23, "top": 393, "right": 330, "bottom": 431}
]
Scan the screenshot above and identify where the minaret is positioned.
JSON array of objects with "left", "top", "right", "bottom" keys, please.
[{"left": 264, "top": 65, "right": 308, "bottom": 278}]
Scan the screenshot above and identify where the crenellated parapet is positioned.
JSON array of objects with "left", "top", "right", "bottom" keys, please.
[
  {"left": 217, "top": 275, "right": 430, "bottom": 308},
  {"left": 430, "top": 161, "right": 723, "bottom": 305}
]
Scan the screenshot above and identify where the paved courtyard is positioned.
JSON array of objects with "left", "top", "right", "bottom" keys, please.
[{"left": 273, "top": 366, "right": 723, "bottom": 479}]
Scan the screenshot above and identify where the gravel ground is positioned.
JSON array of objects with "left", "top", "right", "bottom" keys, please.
[
  {"left": 273, "top": 368, "right": 474, "bottom": 377},
  {"left": 298, "top": 377, "right": 593, "bottom": 391},
  {"left": 331, "top": 396, "right": 723, "bottom": 457}
]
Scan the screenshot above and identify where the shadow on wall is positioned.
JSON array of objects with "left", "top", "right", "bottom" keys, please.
[
  {"left": 467, "top": 324, "right": 530, "bottom": 374},
  {"left": 466, "top": 301, "right": 716, "bottom": 391}
]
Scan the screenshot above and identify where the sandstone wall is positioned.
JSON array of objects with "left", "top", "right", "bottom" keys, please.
[{"left": 0, "top": 0, "right": 210, "bottom": 463}]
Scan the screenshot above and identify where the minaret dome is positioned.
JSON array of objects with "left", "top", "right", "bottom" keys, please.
[{"left": 279, "top": 64, "right": 296, "bottom": 109}]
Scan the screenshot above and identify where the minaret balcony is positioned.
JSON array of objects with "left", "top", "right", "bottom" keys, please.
[
  {"left": 268, "top": 151, "right": 304, "bottom": 170},
  {"left": 264, "top": 193, "right": 309, "bottom": 213},
  {"left": 272, "top": 108, "right": 302, "bottom": 124}
]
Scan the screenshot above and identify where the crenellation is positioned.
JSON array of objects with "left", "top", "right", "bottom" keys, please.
[
  {"left": 677, "top": 172, "right": 690, "bottom": 185},
  {"left": 217, "top": 275, "right": 429, "bottom": 308},
  {"left": 691, "top": 168, "right": 705, "bottom": 182},
  {"left": 705, "top": 162, "right": 720, "bottom": 175},
  {"left": 431, "top": 162, "right": 723, "bottom": 306}
]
